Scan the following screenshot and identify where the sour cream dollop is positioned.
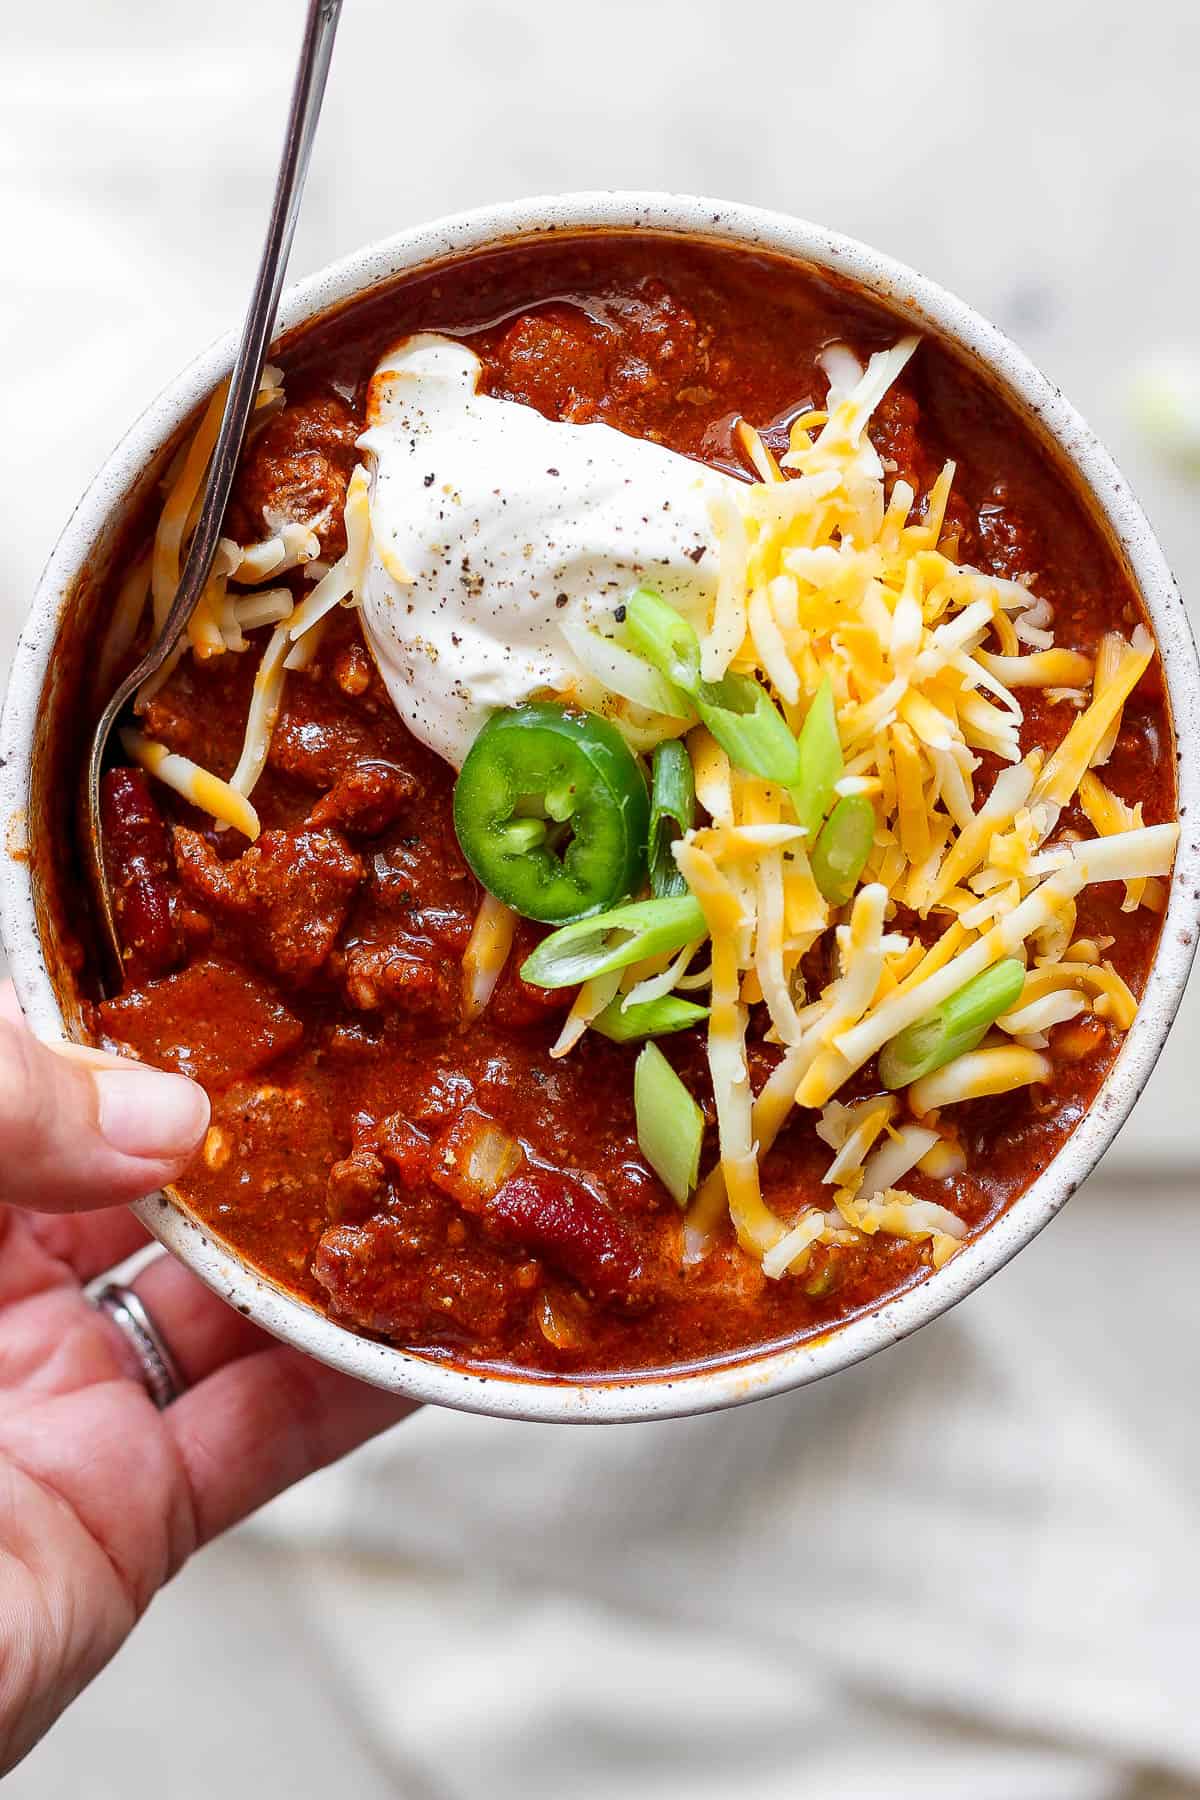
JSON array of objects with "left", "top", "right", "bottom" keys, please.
[{"left": 356, "top": 333, "right": 737, "bottom": 766}]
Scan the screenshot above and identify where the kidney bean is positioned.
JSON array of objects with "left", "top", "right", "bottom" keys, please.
[
  {"left": 100, "top": 767, "right": 183, "bottom": 980},
  {"left": 485, "top": 1168, "right": 646, "bottom": 1307}
]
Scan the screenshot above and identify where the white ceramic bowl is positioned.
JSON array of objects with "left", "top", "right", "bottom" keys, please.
[{"left": 2, "top": 192, "right": 1198, "bottom": 1423}]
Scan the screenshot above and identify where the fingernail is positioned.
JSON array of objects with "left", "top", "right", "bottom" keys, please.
[{"left": 94, "top": 1068, "right": 211, "bottom": 1160}]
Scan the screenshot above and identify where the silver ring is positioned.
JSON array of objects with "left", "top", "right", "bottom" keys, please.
[{"left": 93, "top": 1283, "right": 186, "bottom": 1409}]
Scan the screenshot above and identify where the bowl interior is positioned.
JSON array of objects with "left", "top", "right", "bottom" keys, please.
[{"left": 3, "top": 193, "right": 1198, "bottom": 1423}]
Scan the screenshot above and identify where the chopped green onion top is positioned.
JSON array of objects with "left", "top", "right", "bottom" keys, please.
[
  {"left": 811, "top": 793, "right": 876, "bottom": 906},
  {"left": 695, "top": 671, "right": 802, "bottom": 787},
  {"left": 625, "top": 587, "right": 703, "bottom": 695},
  {"left": 878, "top": 958, "right": 1028, "bottom": 1090},
  {"left": 562, "top": 618, "right": 694, "bottom": 719},
  {"left": 648, "top": 739, "right": 696, "bottom": 899},
  {"left": 592, "top": 993, "right": 709, "bottom": 1043},
  {"left": 520, "top": 894, "right": 707, "bottom": 990},
  {"left": 790, "top": 678, "right": 843, "bottom": 842},
  {"left": 634, "top": 1042, "right": 705, "bottom": 1205}
]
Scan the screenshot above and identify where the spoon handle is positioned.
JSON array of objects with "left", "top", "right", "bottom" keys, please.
[
  {"left": 134, "top": 0, "right": 342, "bottom": 691},
  {"left": 86, "top": 0, "right": 343, "bottom": 979}
]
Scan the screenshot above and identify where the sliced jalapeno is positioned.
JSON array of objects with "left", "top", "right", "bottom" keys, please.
[{"left": 453, "top": 703, "right": 650, "bottom": 924}]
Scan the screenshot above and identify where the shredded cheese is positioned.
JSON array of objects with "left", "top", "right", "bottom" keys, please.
[
  {"left": 836, "top": 1187, "right": 966, "bottom": 1268},
  {"left": 675, "top": 834, "right": 786, "bottom": 1256},
  {"left": 120, "top": 728, "right": 260, "bottom": 841},
  {"left": 1031, "top": 628, "right": 1153, "bottom": 814},
  {"left": 226, "top": 620, "right": 293, "bottom": 804},
  {"left": 761, "top": 1209, "right": 832, "bottom": 1280},
  {"left": 462, "top": 893, "right": 519, "bottom": 1023},
  {"left": 286, "top": 465, "right": 373, "bottom": 643},
  {"left": 1079, "top": 771, "right": 1154, "bottom": 911},
  {"left": 551, "top": 971, "right": 623, "bottom": 1059},
  {"left": 99, "top": 554, "right": 152, "bottom": 686},
  {"left": 821, "top": 1095, "right": 896, "bottom": 1186},
  {"left": 909, "top": 1044, "right": 1051, "bottom": 1114},
  {"left": 660, "top": 339, "right": 1173, "bottom": 1272},
  {"left": 859, "top": 1124, "right": 941, "bottom": 1198}
]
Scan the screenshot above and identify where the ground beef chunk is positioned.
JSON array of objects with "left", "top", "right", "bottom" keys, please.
[
  {"left": 340, "top": 938, "right": 459, "bottom": 1020},
  {"left": 313, "top": 1214, "right": 525, "bottom": 1343},
  {"left": 174, "top": 825, "right": 362, "bottom": 981},
  {"left": 863, "top": 384, "right": 983, "bottom": 558},
  {"left": 482, "top": 280, "right": 707, "bottom": 432},
  {"left": 334, "top": 1110, "right": 436, "bottom": 1201},
  {"left": 484, "top": 304, "right": 613, "bottom": 422},
  {"left": 98, "top": 957, "right": 303, "bottom": 1088},
  {"left": 870, "top": 385, "right": 939, "bottom": 498},
  {"left": 325, "top": 1149, "right": 387, "bottom": 1221},
  {"left": 973, "top": 486, "right": 1043, "bottom": 581},
  {"left": 228, "top": 389, "right": 362, "bottom": 558},
  {"left": 371, "top": 1112, "right": 435, "bottom": 1187},
  {"left": 603, "top": 278, "right": 706, "bottom": 402},
  {"left": 307, "top": 760, "right": 421, "bottom": 836},
  {"left": 139, "top": 656, "right": 254, "bottom": 770},
  {"left": 268, "top": 678, "right": 412, "bottom": 789}
]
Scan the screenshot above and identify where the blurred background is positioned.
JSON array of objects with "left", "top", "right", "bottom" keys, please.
[{"left": 3, "top": 1, "right": 1200, "bottom": 1794}]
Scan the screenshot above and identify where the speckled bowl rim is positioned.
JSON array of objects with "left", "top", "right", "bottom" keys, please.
[{"left": 2, "top": 191, "right": 1198, "bottom": 1423}]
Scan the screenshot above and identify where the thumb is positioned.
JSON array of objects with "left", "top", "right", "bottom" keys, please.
[{"left": 0, "top": 988, "right": 210, "bottom": 1213}]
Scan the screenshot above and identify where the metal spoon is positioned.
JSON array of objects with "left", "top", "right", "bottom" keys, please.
[{"left": 85, "top": 0, "right": 344, "bottom": 986}]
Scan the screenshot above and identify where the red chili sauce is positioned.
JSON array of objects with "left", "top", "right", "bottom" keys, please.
[{"left": 67, "top": 235, "right": 1173, "bottom": 1377}]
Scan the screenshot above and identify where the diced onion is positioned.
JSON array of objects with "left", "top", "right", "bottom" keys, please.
[{"left": 432, "top": 1109, "right": 523, "bottom": 1207}]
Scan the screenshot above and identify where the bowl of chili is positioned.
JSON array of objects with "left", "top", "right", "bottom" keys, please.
[{"left": 2, "top": 192, "right": 1198, "bottom": 1423}]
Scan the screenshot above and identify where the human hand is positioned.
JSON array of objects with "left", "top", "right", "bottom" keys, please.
[{"left": 0, "top": 984, "right": 414, "bottom": 1774}]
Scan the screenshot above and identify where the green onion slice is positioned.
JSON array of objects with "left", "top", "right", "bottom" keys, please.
[
  {"left": 790, "top": 678, "right": 844, "bottom": 842},
  {"left": 520, "top": 895, "right": 707, "bottom": 990},
  {"left": 648, "top": 739, "right": 696, "bottom": 899},
  {"left": 560, "top": 618, "right": 694, "bottom": 720},
  {"left": 878, "top": 958, "right": 1028, "bottom": 1090},
  {"left": 625, "top": 587, "right": 703, "bottom": 695},
  {"left": 811, "top": 793, "right": 876, "bottom": 906},
  {"left": 626, "top": 587, "right": 811, "bottom": 792},
  {"left": 695, "top": 671, "right": 802, "bottom": 787},
  {"left": 592, "top": 993, "right": 709, "bottom": 1042},
  {"left": 634, "top": 1042, "right": 705, "bottom": 1204}
]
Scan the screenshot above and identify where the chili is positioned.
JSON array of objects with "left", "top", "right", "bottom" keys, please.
[{"left": 37, "top": 232, "right": 1173, "bottom": 1378}]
